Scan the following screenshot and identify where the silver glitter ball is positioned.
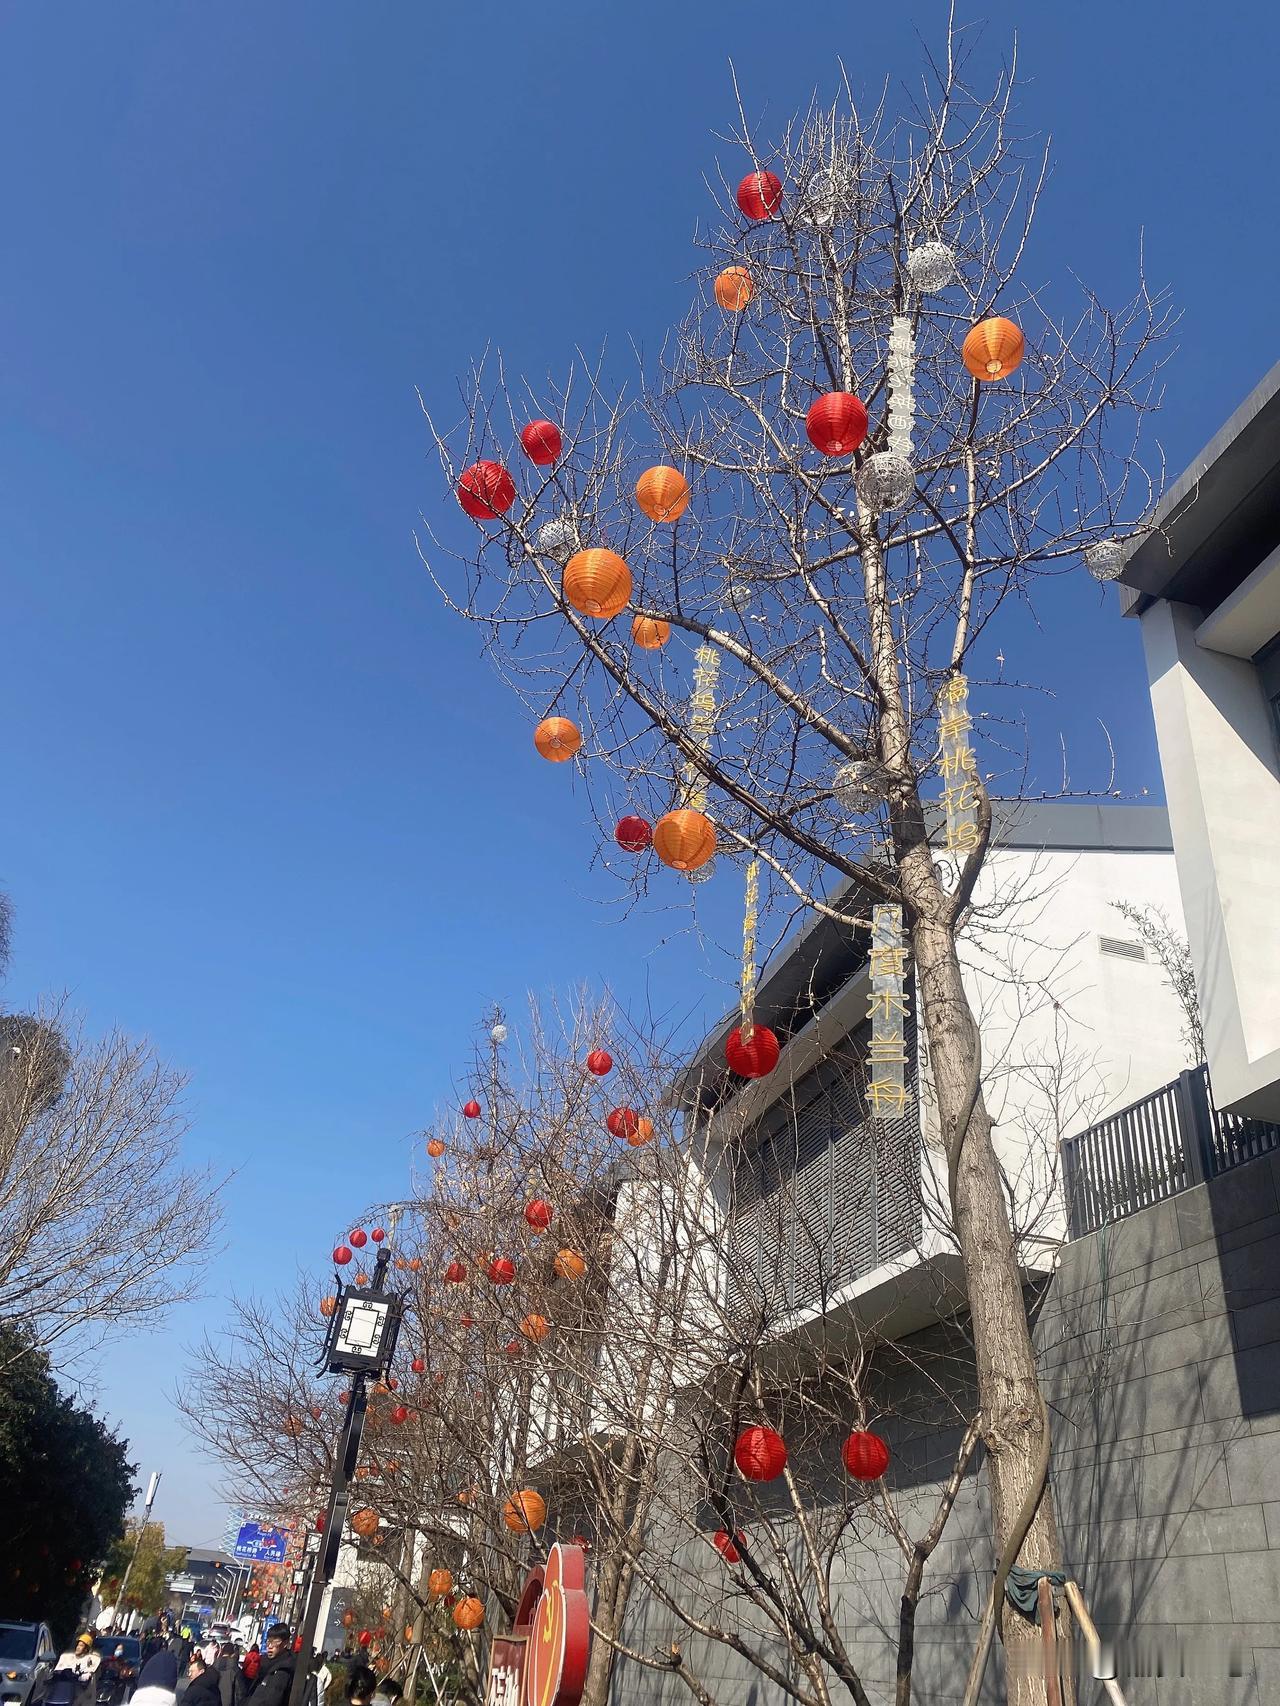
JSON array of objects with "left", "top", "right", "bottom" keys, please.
[
  {"left": 857, "top": 451, "right": 916, "bottom": 511},
  {"left": 833, "top": 759, "right": 892, "bottom": 813},
  {"left": 906, "top": 240, "right": 956, "bottom": 293},
  {"left": 798, "top": 168, "right": 837, "bottom": 229},
  {"left": 534, "top": 515, "right": 578, "bottom": 566},
  {"left": 489, "top": 1023, "right": 508, "bottom": 1045},
  {"left": 1084, "top": 539, "right": 1126, "bottom": 582}
]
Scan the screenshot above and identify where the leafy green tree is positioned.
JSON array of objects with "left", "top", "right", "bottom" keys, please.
[
  {"left": 98, "top": 1523, "right": 188, "bottom": 1618},
  {"left": 0, "top": 1324, "right": 134, "bottom": 1642}
]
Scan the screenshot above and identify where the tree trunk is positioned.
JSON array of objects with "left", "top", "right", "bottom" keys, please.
[{"left": 579, "top": 1551, "right": 625, "bottom": 1706}]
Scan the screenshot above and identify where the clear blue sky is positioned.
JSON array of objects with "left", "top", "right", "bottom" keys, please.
[{"left": 1, "top": 1, "right": 1276, "bottom": 1547}]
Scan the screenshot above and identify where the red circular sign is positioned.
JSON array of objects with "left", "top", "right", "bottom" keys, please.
[{"left": 522, "top": 1544, "right": 589, "bottom": 1706}]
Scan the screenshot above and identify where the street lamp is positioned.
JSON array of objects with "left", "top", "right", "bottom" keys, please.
[{"left": 116, "top": 1470, "right": 162, "bottom": 1624}]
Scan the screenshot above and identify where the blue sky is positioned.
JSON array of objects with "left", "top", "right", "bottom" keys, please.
[{"left": 1, "top": 1, "right": 1276, "bottom": 1546}]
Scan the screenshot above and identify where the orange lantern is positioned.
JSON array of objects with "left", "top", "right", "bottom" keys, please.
[
  {"left": 652, "top": 809, "right": 716, "bottom": 872},
  {"left": 351, "top": 1507, "right": 380, "bottom": 1538},
  {"left": 563, "top": 549, "right": 632, "bottom": 620},
  {"left": 426, "top": 1138, "right": 446, "bottom": 1158},
  {"left": 714, "top": 266, "right": 754, "bottom": 311},
  {"left": 283, "top": 1413, "right": 304, "bottom": 1438},
  {"left": 502, "top": 1489, "right": 547, "bottom": 1533},
  {"left": 962, "top": 316, "right": 1025, "bottom": 382},
  {"left": 635, "top": 466, "right": 690, "bottom": 524},
  {"left": 453, "top": 1598, "right": 484, "bottom": 1631},
  {"left": 631, "top": 615, "right": 670, "bottom": 650},
  {"left": 626, "top": 1117, "right": 655, "bottom": 1148},
  {"left": 456, "top": 1486, "right": 476, "bottom": 1506},
  {"left": 341, "top": 1612, "right": 355, "bottom": 1630},
  {"left": 320, "top": 1296, "right": 337, "bottom": 1319},
  {"left": 404, "top": 1625, "right": 415, "bottom": 1644},
  {"left": 428, "top": 1568, "right": 454, "bottom": 1598},
  {"left": 520, "top": 1313, "right": 550, "bottom": 1343},
  {"left": 408, "top": 1257, "right": 422, "bottom": 1272},
  {"left": 533, "top": 717, "right": 582, "bottom": 762},
  {"left": 355, "top": 1272, "right": 369, "bottom": 1287},
  {"left": 553, "top": 1248, "right": 587, "bottom": 1280}
]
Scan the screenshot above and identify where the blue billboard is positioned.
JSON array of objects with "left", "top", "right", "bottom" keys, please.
[{"left": 233, "top": 1521, "right": 289, "bottom": 1563}]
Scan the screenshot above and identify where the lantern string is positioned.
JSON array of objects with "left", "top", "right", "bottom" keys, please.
[
  {"left": 739, "top": 857, "right": 760, "bottom": 1042},
  {"left": 680, "top": 643, "right": 721, "bottom": 812}
]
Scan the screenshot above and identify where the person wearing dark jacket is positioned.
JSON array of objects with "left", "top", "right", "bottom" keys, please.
[
  {"left": 245, "top": 1627, "right": 294, "bottom": 1706},
  {"left": 182, "top": 1654, "right": 223, "bottom": 1706},
  {"left": 216, "top": 1646, "right": 245, "bottom": 1706}
]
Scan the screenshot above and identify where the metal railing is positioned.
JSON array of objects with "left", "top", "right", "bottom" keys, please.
[{"left": 1061, "top": 1064, "right": 1280, "bottom": 1239}]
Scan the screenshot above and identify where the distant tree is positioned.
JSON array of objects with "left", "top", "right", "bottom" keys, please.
[
  {"left": 0, "top": 1323, "right": 135, "bottom": 1642},
  {"left": 98, "top": 1522, "right": 188, "bottom": 1618},
  {"left": 1112, "top": 900, "right": 1205, "bottom": 1067}
]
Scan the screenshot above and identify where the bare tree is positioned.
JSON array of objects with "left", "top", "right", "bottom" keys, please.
[
  {"left": 0, "top": 1002, "right": 223, "bottom": 1369},
  {"left": 418, "top": 18, "right": 1170, "bottom": 1701}
]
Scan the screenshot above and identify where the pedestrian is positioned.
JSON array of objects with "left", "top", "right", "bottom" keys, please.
[
  {"left": 216, "top": 1643, "right": 245, "bottom": 1706},
  {"left": 240, "top": 1648, "right": 260, "bottom": 1690},
  {"left": 342, "top": 1668, "right": 375, "bottom": 1706},
  {"left": 182, "top": 1652, "right": 222, "bottom": 1706},
  {"left": 244, "top": 1626, "right": 294, "bottom": 1706},
  {"left": 312, "top": 1653, "right": 331, "bottom": 1706},
  {"left": 132, "top": 1652, "right": 179, "bottom": 1706},
  {"left": 370, "top": 1680, "right": 400, "bottom": 1706},
  {"left": 55, "top": 1633, "right": 102, "bottom": 1706},
  {"left": 168, "top": 1630, "right": 191, "bottom": 1673}
]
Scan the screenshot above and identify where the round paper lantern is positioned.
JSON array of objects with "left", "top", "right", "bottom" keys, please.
[
  {"left": 806, "top": 392, "right": 868, "bottom": 456},
  {"left": 351, "top": 1507, "right": 380, "bottom": 1538},
  {"left": 488, "top": 1256, "right": 516, "bottom": 1285},
  {"left": 428, "top": 1568, "right": 453, "bottom": 1598},
  {"left": 734, "top": 1425, "right": 788, "bottom": 1482},
  {"left": 444, "top": 1260, "right": 467, "bottom": 1284},
  {"left": 283, "top": 1413, "right": 304, "bottom": 1438},
  {"left": 613, "top": 815, "right": 652, "bottom": 854},
  {"left": 737, "top": 170, "right": 783, "bottom": 221},
  {"left": 355, "top": 1273, "right": 369, "bottom": 1287},
  {"left": 564, "top": 549, "right": 632, "bottom": 620},
  {"left": 427, "top": 1137, "right": 446, "bottom": 1158},
  {"left": 520, "top": 420, "right": 562, "bottom": 466},
  {"left": 503, "top": 1489, "right": 547, "bottom": 1533},
  {"left": 333, "top": 1245, "right": 352, "bottom": 1266},
  {"left": 310, "top": 1404, "right": 323, "bottom": 1420},
  {"left": 411, "top": 1355, "right": 425, "bottom": 1374},
  {"left": 457, "top": 460, "right": 516, "bottom": 521},
  {"left": 842, "top": 1430, "right": 890, "bottom": 1481},
  {"left": 524, "top": 1198, "right": 553, "bottom": 1230},
  {"left": 906, "top": 240, "right": 957, "bottom": 293},
  {"left": 714, "top": 266, "right": 754, "bottom": 311},
  {"left": 462, "top": 1099, "right": 482, "bottom": 1119},
  {"left": 626, "top": 1116, "right": 655, "bottom": 1148},
  {"left": 962, "top": 317, "right": 1024, "bottom": 382},
  {"left": 535, "top": 515, "right": 578, "bottom": 567},
  {"left": 652, "top": 809, "right": 716, "bottom": 872},
  {"left": 370, "top": 1227, "right": 385, "bottom": 1243},
  {"left": 857, "top": 451, "right": 915, "bottom": 512},
  {"left": 341, "top": 1612, "right": 354, "bottom": 1630},
  {"left": 390, "top": 1405, "right": 409, "bottom": 1426},
  {"left": 408, "top": 1257, "right": 422, "bottom": 1272},
  {"left": 357, "top": 1631, "right": 372, "bottom": 1649},
  {"left": 533, "top": 717, "right": 582, "bottom": 763},
  {"left": 460, "top": 1312, "right": 475, "bottom": 1328},
  {"left": 635, "top": 466, "right": 690, "bottom": 524},
  {"left": 725, "top": 1024, "right": 780, "bottom": 1079},
  {"left": 631, "top": 616, "right": 670, "bottom": 652},
  {"left": 712, "top": 1529, "right": 745, "bottom": 1564},
  {"left": 453, "top": 1598, "right": 484, "bottom": 1632},
  {"left": 586, "top": 1048, "right": 614, "bottom": 1075},
  {"left": 520, "top": 1313, "right": 550, "bottom": 1342},
  {"left": 320, "top": 1296, "right": 337, "bottom": 1318},
  {"left": 505, "top": 1339, "right": 522, "bottom": 1358},
  {"left": 606, "top": 1107, "right": 640, "bottom": 1141},
  {"left": 1085, "top": 539, "right": 1126, "bottom": 582},
  {"left": 553, "top": 1248, "right": 587, "bottom": 1280},
  {"left": 404, "top": 1625, "right": 415, "bottom": 1645},
  {"left": 349, "top": 1229, "right": 368, "bottom": 1248}
]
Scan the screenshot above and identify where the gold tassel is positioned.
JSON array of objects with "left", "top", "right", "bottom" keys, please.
[{"left": 739, "top": 858, "right": 760, "bottom": 1042}]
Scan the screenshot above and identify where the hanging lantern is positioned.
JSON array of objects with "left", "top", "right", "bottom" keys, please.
[
  {"left": 453, "top": 1598, "right": 485, "bottom": 1631},
  {"left": 605, "top": 1106, "right": 640, "bottom": 1140},
  {"left": 341, "top": 1612, "right": 354, "bottom": 1630},
  {"left": 505, "top": 1339, "right": 523, "bottom": 1358},
  {"left": 613, "top": 815, "right": 652, "bottom": 855},
  {"left": 736, "top": 170, "right": 783, "bottom": 221},
  {"left": 832, "top": 758, "right": 892, "bottom": 814},
  {"left": 842, "top": 1429, "right": 890, "bottom": 1481},
  {"left": 734, "top": 1425, "right": 788, "bottom": 1482},
  {"left": 533, "top": 717, "right": 582, "bottom": 763},
  {"left": 320, "top": 1296, "right": 337, "bottom": 1318},
  {"left": 631, "top": 615, "right": 671, "bottom": 650},
  {"left": 427, "top": 1137, "right": 446, "bottom": 1158},
  {"left": 456, "top": 460, "right": 516, "bottom": 521},
  {"left": 487, "top": 1257, "right": 516, "bottom": 1285},
  {"left": 283, "top": 1413, "right": 304, "bottom": 1438},
  {"left": 798, "top": 166, "right": 837, "bottom": 229},
  {"left": 725, "top": 1024, "right": 780, "bottom": 1079},
  {"left": 333, "top": 1245, "right": 352, "bottom": 1266},
  {"left": 906, "top": 240, "right": 956, "bottom": 293},
  {"left": 351, "top": 1508, "right": 380, "bottom": 1538},
  {"left": 411, "top": 1356, "right": 426, "bottom": 1374},
  {"left": 428, "top": 1568, "right": 453, "bottom": 1598},
  {"left": 490, "top": 1022, "right": 508, "bottom": 1044},
  {"left": 390, "top": 1405, "right": 409, "bottom": 1426},
  {"left": 370, "top": 1228, "right": 385, "bottom": 1243},
  {"left": 553, "top": 1248, "right": 587, "bottom": 1280},
  {"left": 563, "top": 548, "right": 632, "bottom": 619},
  {"left": 460, "top": 1311, "right": 475, "bottom": 1328},
  {"left": 444, "top": 1260, "right": 467, "bottom": 1284},
  {"left": 635, "top": 466, "right": 691, "bottom": 523},
  {"left": 714, "top": 266, "right": 754, "bottom": 311},
  {"left": 519, "top": 420, "right": 562, "bottom": 466},
  {"left": 535, "top": 515, "right": 578, "bottom": 566},
  {"left": 586, "top": 1048, "right": 614, "bottom": 1076},
  {"left": 858, "top": 451, "right": 915, "bottom": 512},
  {"left": 408, "top": 1257, "right": 422, "bottom": 1272},
  {"left": 1085, "top": 539, "right": 1126, "bottom": 582},
  {"left": 357, "top": 1631, "right": 372, "bottom": 1649},
  {"left": 503, "top": 1489, "right": 547, "bottom": 1533},
  {"left": 524, "top": 1199, "right": 553, "bottom": 1231},
  {"left": 712, "top": 1529, "right": 745, "bottom": 1564},
  {"left": 462, "top": 1099, "right": 482, "bottom": 1119},
  {"left": 355, "top": 1273, "right": 369, "bottom": 1287},
  {"left": 349, "top": 1229, "right": 368, "bottom": 1248},
  {"left": 806, "top": 392, "right": 868, "bottom": 456},
  {"left": 520, "top": 1313, "right": 550, "bottom": 1342},
  {"left": 962, "top": 317, "right": 1024, "bottom": 382},
  {"left": 626, "top": 1116, "right": 655, "bottom": 1147},
  {"left": 653, "top": 809, "right": 716, "bottom": 872}
]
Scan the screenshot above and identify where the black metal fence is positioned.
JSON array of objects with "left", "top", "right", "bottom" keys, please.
[{"left": 1061, "top": 1063, "right": 1280, "bottom": 1239}]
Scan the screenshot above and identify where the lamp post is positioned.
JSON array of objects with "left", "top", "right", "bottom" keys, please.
[
  {"left": 116, "top": 1470, "right": 162, "bottom": 1623},
  {"left": 285, "top": 1244, "right": 401, "bottom": 1706}
]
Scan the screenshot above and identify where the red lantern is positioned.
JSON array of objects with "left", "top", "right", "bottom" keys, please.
[
  {"left": 370, "top": 1228, "right": 385, "bottom": 1243},
  {"left": 411, "top": 1356, "right": 425, "bottom": 1374},
  {"left": 391, "top": 1405, "right": 409, "bottom": 1426},
  {"left": 520, "top": 420, "right": 562, "bottom": 466},
  {"left": 725, "top": 1025, "right": 780, "bottom": 1079},
  {"left": 712, "top": 1529, "right": 745, "bottom": 1564},
  {"left": 358, "top": 1631, "right": 372, "bottom": 1649},
  {"left": 805, "top": 393, "right": 868, "bottom": 456},
  {"left": 606, "top": 1107, "right": 640, "bottom": 1140},
  {"left": 505, "top": 1340, "right": 523, "bottom": 1358},
  {"left": 387, "top": 1377, "right": 398, "bottom": 1390},
  {"left": 524, "top": 1199, "right": 553, "bottom": 1231},
  {"left": 586, "top": 1048, "right": 614, "bottom": 1075},
  {"left": 462, "top": 1099, "right": 482, "bottom": 1119},
  {"left": 315, "top": 1515, "right": 326, "bottom": 1533},
  {"left": 488, "top": 1257, "right": 516, "bottom": 1285},
  {"left": 737, "top": 170, "right": 783, "bottom": 221},
  {"left": 444, "top": 1261, "right": 467, "bottom": 1284},
  {"left": 457, "top": 460, "right": 516, "bottom": 520},
  {"left": 460, "top": 1312, "right": 475, "bottom": 1329},
  {"left": 841, "top": 1430, "right": 890, "bottom": 1481},
  {"left": 349, "top": 1229, "right": 368, "bottom": 1248},
  {"left": 333, "top": 1245, "right": 353, "bottom": 1266},
  {"left": 734, "top": 1425, "right": 787, "bottom": 1482},
  {"left": 613, "top": 816, "right": 652, "bottom": 854}
]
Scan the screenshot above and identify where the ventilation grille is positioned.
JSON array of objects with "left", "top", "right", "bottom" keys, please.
[{"left": 1099, "top": 936, "right": 1147, "bottom": 962}]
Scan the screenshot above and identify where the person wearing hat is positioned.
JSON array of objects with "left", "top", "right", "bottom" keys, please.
[
  {"left": 54, "top": 1635, "right": 102, "bottom": 1706},
  {"left": 244, "top": 1627, "right": 295, "bottom": 1706},
  {"left": 132, "top": 1650, "right": 179, "bottom": 1706}
]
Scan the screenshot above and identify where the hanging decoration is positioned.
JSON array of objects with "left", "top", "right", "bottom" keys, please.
[
  {"left": 554, "top": 1248, "right": 587, "bottom": 1279},
  {"left": 349, "top": 1229, "right": 368, "bottom": 1248},
  {"left": 736, "top": 170, "right": 783, "bottom": 221},
  {"left": 672, "top": 640, "right": 721, "bottom": 833},
  {"left": 841, "top": 1430, "right": 891, "bottom": 1481},
  {"left": 350, "top": 1508, "right": 380, "bottom": 1538},
  {"left": 887, "top": 316, "right": 915, "bottom": 455},
  {"left": 906, "top": 240, "right": 956, "bottom": 293},
  {"left": 653, "top": 808, "right": 716, "bottom": 871},
  {"left": 428, "top": 1568, "right": 453, "bottom": 1598},
  {"left": 519, "top": 420, "right": 562, "bottom": 466},
  {"left": 938, "top": 675, "right": 979, "bottom": 854},
  {"left": 712, "top": 1529, "right": 745, "bottom": 1563},
  {"left": 487, "top": 1257, "right": 516, "bottom": 1285},
  {"left": 1084, "top": 539, "right": 1126, "bottom": 581},
  {"left": 444, "top": 1261, "right": 467, "bottom": 1283},
  {"left": 490, "top": 1022, "right": 508, "bottom": 1044},
  {"left": 962, "top": 316, "right": 1025, "bottom": 382},
  {"left": 390, "top": 1405, "right": 409, "bottom": 1425},
  {"left": 533, "top": 717, "right": 581, "bottom": 762},
  {"left": 333, "top": 1245, "right": 352, "bottom": 1266},
  {"left": 868, "top": 904, "right": 911, "bottom": 1118},
  {"left": 722, "top": 858, "right": 776, "bottom": 1077},
  {"left": 724, "top": 1024, "right": 780, "bottom": 1079},
  {"left": 635, "top": 466, "right": 691, "bottom": 523},
  {"left": 614, "top": 815, "right": 652, "bottom": 853},
  {"left": 503, "top": 1489, "right": 547, "bottom": 1533},
  {"left": 535, "top": 515, "right": 578, "bottom": 566},
  {"left": 520, "top": 1313, "right": 550, "bottom": 1342},
  {"left": 456, "top": 460, "right": 516, "bottom": 521},
  {"left": 626, "top": 1116, "right": 655, "bottom": 1147},
  {"left": 734, "top": 1425, "right": 788, "bottom": 1482},
  {"left": 631, "top": 615, "right": 670, "bottom": 650},
  {"left": 427, "top": 1137, "right": 446, "bottom": 1158},
  {"left": 585, "top": 1049, "right": 614, "bottom": 1076},
  {"left": 357, "top": 1632, "right": 372, "bottom": 1649},
  {"left": 453, "top": 1598, "right": 484, "bottom": 1631},
  {"left": 462, "top": 1099, "right": 483, "bottom": 1119},
  {"left": 714, "top": 266, "right": 754, "bottom": 311},
  {"left": 605, "top": 1107, "right": 640, "bottom": 1140},
  {"left": 797, "top": 166, "right": 836, "bottom": 228},
  {"left": 563, "top": 548, "right": 632, "bottom": 619},
  {"left": 524, "top": 1199, "right": 553, "bottom": 1230},
  {"left": 411, "top": 1356, "right": 425, "bottom": 1373},
  {"left": 806, "top": 392, "right": 869, "bottom": 456},
  {"left": 320, "top": 1296, "right": 337, "bottom": 1318},
  {"left": 858, "top": 452, "right": 915, "bottom": 512},
  {"left": 370, "top": 1228, "right": 385, "bottom": 1243},
  {"left": 832, "top": 758, "right": 892, "bottom": 815}
]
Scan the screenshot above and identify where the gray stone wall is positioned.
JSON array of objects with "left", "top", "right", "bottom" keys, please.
[{"left": 606, "top": 1149, "right": 1280, "bottom": 1706}]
